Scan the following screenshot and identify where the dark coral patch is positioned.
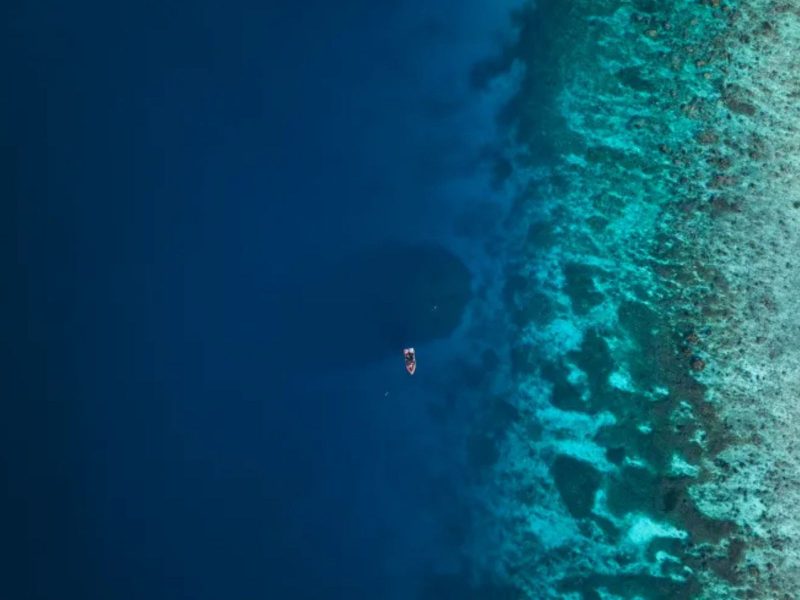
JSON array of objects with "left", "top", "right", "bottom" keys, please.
[
  {"left": 540, "top": 360, "right": 587, "bottom": 412},
  {"left": 568, "top": 329, "right": 615, "bottom": 409},
  {"left": 605, "top": 446, "right": 626, "bottom": 466},
  {"left": 616, "top": 66, "right": 655, "bottom": 92},
  {"left": 551, "top": 454, "right": 603, "bottom": 519},
  {"left": 563, "top": 263, "right": 605, "bottom": 316},
  {"left": 605, "top": 466, "right": 660, "bottom": 517}
]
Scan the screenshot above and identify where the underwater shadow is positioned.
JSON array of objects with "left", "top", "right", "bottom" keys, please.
[{"left": 274, "top": 242, "right": 472, "bottom": 371}]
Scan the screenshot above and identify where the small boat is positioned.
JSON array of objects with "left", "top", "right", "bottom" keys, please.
[{"left": 403, "top": 348, "right": 416, "bottom": 375}]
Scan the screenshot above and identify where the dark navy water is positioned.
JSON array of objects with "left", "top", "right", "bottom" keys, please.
[{"left": 2, "top": 1, "right": 519, "bottom": 598}]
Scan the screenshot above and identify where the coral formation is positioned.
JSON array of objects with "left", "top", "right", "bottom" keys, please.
[{"left": 470, "top": 1, "right": 800, "bottom": 597}]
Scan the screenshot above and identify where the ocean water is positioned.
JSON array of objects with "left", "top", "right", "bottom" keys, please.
[
  {"left": 2, "top": 0, "right": 522, "bottom": 598},
  {"left": 6, "top": 0, "right": 800, "bottom": 598}
]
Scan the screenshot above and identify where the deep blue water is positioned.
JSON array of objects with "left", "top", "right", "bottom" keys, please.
[{"left": 2, "top": 1, "right": 518, "bottom": 598}]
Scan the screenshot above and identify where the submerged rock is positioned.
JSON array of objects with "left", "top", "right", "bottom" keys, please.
[
  {"left": 724, "top": 95, "right": 756, "bottom": 116},
  {"left": 690, "top": 356, "right": 706, "bottom": 372}
]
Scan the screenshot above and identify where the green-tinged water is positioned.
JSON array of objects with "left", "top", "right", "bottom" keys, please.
[{"left": 468, "top": 1, "right": 800, "bottom": 598}]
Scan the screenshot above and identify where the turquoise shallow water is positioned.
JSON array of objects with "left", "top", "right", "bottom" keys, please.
[{"left": 460, "top": 1, "right": 800, "bottom": 598}]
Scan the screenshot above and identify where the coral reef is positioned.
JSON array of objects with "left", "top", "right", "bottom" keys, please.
[{"left": 469, "top": 1, "right": 800, "bottom": 597}]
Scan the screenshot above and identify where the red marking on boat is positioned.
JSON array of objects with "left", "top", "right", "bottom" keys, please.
[{"left": 404, "top": 348, "right": 416, "bottom": 375}]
